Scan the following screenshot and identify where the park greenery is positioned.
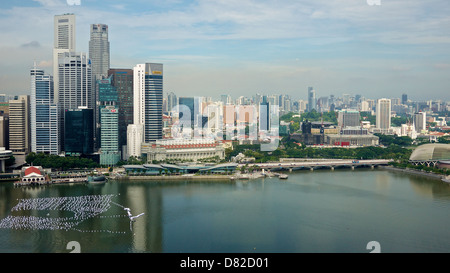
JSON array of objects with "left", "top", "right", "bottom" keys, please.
[{"left": 26, "top": 152, "right": 100, "bottom": 170}]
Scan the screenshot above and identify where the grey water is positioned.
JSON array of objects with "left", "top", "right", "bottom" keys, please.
[{"left": 0, "top": 168, "right": 449, "bottom": 253}]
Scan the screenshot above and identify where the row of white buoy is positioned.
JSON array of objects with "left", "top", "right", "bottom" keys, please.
[
  {"left": 0, "top": 215, "right": 76, "bottom": 231},
  {"left": 0, "top": 194, "right": 129, "bottom": 233},
  {"left": 71, "top": 228, "right": 127, "bottom": 234},
  {"left": 11, "top": 195, "right": 115, "bottom": 217}
]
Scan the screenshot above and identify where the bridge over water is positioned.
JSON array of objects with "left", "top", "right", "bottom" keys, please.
[{"left": 239, "top": 159, "right": 393, "bottom": 172}]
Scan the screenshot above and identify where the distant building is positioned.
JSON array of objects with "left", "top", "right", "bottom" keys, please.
[
  {"left": 307, "top": 87, "right": 316, "bottom": 112},
  {"left": 376, "top": 98, "right": 391, "bottom": 133},
  {"left": 414, "top": 112, "right": 426, "bottom": 133},
  {"left": 338, "top": 109, "right": 360, "bottom": 129}
]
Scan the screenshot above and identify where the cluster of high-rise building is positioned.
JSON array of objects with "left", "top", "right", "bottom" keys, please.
[
  {"left": 0, "top": 13, "right": 164, "bottom": 166},
  {"left": 0, "top": 13, "right": 448, "bottom": 167}
]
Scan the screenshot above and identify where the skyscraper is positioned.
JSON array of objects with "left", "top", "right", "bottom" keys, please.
[
  {"left": 402, "top": 93, "right": 408, "bottom": 105},
  {"left": 167, "top": 92, "right": 177, "bottom": 114},
  {"left": 53, "top": 14, "right": 76, "bottom": 103},
  {"left": 64, "top": 108, "right": 94, "bottom": 155},
  {"left": 30, "top": 65, "right": 60, "bottom": 155},
  {"left": 308, "top": 87, "right": 316, "bottom": 112},
  {"left": 108, "top": 69, "right": 133, "bottom": 153},
  {"left": 89, "top": 24, "right": 110, "bottom": 146},
  {"left": 133, "top": 63, "right": 163, "bottom": 142},
  {"left": 100, "top": 106, "right": 119, "bottom": 165},
  {"left": 9, "top": 95, "right": 30, "bottom": 155},
  {"left": 89, "top": 24, "right": 110, "bottom": 80},
  {"left": 58, "top": 51, "right": 92, "bottom": 150},
  {"left": 414, "top": 112, "right": 426, "bottom": 133},
  {"left": 376, "top": 98, "right": 391, "bottom": 133},
  {"left": 58, "top": 52, "right": 93, "bottom": 111}
]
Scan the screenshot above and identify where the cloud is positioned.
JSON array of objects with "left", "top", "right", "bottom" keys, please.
[{"left": 21, "top": 41, "right": 41, "bottom": 48}]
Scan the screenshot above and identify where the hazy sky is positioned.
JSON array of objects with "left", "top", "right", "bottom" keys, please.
[{"left": 0, "top": 0, "right": 449, "bottom": 101}]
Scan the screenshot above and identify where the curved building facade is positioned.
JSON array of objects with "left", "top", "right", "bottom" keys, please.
[{"left": 409, "top": 143, "right": 450, "bottom": 167}]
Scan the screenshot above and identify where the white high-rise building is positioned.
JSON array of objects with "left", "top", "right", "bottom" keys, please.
[
  {"left": 127, "top": 124, "right": 143, "bottom": 158},
  {"left": 53, "top": 14, "right": 76, "bottom": 103},
  {"left": 133, "top": 63, "right": 163, "bottom": 142},
  {"left": 58, "top": 52, "right": 92, "bottom": 111},
  {"left": 376, "top": 98, "right": 391, "bottom": 133}
]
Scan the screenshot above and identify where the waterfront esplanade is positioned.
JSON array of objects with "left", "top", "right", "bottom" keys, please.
[{"left": 123, "top": 163, "right": 238, "bottom": 175}]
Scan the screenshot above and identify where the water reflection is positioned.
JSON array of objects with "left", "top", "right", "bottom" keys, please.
[{"left": 1, "top": 169, "right": 450, "bottom": 253}]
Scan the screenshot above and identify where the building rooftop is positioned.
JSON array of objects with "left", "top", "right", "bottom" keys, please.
[{"left": 409, "top": 143, "right": 450, "bottom": 161}]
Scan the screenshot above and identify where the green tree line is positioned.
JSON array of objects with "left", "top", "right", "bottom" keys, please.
[{"left": 26, "top": 152, "right": 99, "bottom": 170}]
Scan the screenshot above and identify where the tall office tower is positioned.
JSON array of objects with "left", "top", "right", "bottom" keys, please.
[
  {"left": 65, "top": 107, "right": 94, "bottom": 155},
  {"left": 178, "top": 97, "right": 195, "bottom": 128},
  {"left": 414, "top": 112, "right": 426, "bottom": 133},
  {"left": 89, "top": 24, "right": 110, "bottom": 80},
  {"left": 89, "top": 23, "right": 110, "bottom": 146},
  {"left": 100, "top": 106, "right": 119, "bottom": 165},
  {"left": 376, "top": 98, "right": 391, "bottom": 133},
  {"left": 402, "top": 93, "right": 408, "bottom": 105},
  {"left": 58, "top": 52, "right": 93, "bottom": 110},
  {"left": 133, "top": 63, "right": 163, "bottom": 142},
  {"left": 308, "top": 87, "right": 316, "bottom": 112},
  {"left": 9, "top": 95, "right": 30, "bottom": 154},
  {"left": 220, "top": 94, "right": 232, "bottom": 105},
  {"left": 338, "top": 109, "right": 361, "bottom": 129},
  {"left": 108, "top": 69, "right": 133, "bottom": 154},
  {"left": 259, "top": 95, "right": 270, "bottom": 131},
  {"left": 58, "top": 52, "right": 92, "bottom": 150},
  {"left": 30, "top": 66, "right": 60, "bottom": 155},
  {"left": 167, "top": 92, "right": 177, "bottom": 114},
  {"left": 53, "top": 14, "right": 76, "bottom": 103},
  {"left": 98, "top": 76, "right": 119, "bottom": 164}
]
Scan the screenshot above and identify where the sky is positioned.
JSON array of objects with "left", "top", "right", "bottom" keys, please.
[{"left": 0, "top": 0, "right": 449, "bottom": 102}]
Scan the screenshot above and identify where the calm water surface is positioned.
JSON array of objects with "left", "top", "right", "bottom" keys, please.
[{"left": 0, "top": 169, "right": 449, "bottom": 253}]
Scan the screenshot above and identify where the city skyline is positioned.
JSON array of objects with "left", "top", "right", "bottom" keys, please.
[{"left": 0, "top": 0, "right": 449, "bottom": 101}]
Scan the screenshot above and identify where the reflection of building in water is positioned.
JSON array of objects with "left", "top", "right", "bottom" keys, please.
[{"left": 126, "top": 185, "right": 163, "bottom": 252}]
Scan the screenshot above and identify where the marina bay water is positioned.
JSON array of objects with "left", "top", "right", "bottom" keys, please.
[{"left": 0, "top": 168, "right": 449, "bottom": 253}]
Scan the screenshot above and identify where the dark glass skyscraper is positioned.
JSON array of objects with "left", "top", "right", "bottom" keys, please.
[
  {"left": 108, "top": 69, "right": 133, "bottom": 150},
  {"left": 64, "top": 108, "right": 94, "bottom": 155}
]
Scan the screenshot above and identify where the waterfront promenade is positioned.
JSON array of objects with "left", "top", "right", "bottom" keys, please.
[{"left": 241, "top": 159, "right": 393, "bottom": 171}]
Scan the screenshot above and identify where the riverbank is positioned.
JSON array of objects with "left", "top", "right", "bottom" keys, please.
[
  {"left": 380, "top": 165, "right": 448, "bottom": 182},
  {"left": 117, "top": 174, "right": 233, "bottom": 181}
]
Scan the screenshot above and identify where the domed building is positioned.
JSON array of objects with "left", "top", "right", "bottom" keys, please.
[{"left": 409, "top": 143, "right": 450, "bottom": 167}]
